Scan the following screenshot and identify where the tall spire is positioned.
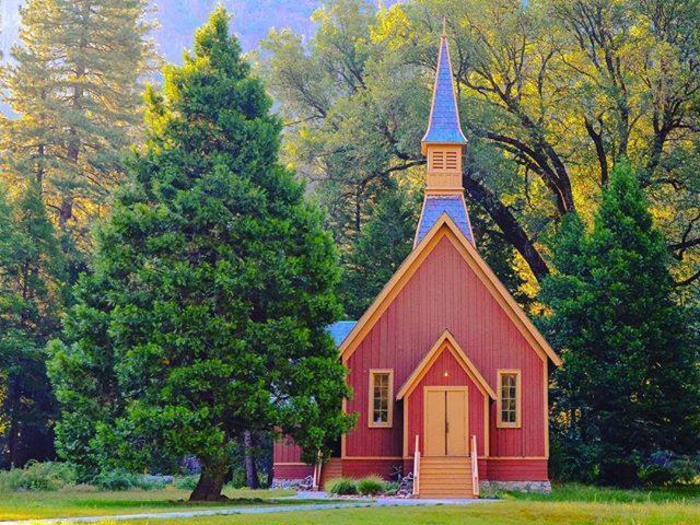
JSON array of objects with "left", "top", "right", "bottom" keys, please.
[
  {"left": 421, "top": 20, "right": 468, "bottom": 155},
  {"left": 414, "top": 24, "right": 474, "bottom": 248}
]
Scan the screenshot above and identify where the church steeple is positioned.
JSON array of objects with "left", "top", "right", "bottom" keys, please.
[
  {"left": 421, "top": 20, "right": 468, "bottom": 155},
  {"left": 415, "top": 23, "right": 474, "bottom": 247}
]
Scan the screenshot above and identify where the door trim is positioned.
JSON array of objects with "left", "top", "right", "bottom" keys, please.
[{"left": 423, "top": 386, "right": 469, "bottom": 457}]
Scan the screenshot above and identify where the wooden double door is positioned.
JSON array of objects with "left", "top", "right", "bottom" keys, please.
[{"left": 424, "top": 387, "right": 468, "bottom": 456}]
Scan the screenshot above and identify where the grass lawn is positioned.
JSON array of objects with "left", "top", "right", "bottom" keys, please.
[
  {"left": 0, "top": 486, "right": 299, "bottom": 520},
  {"left": 1, "top": 484, "right": 699, "bottom": 524}
]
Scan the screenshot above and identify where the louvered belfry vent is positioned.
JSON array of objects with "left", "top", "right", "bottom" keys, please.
[
  {"left": 432, "top": 151, "right": 445, "bottom": 171},
  {"left": 445, "top": 151, "right": 458, "bottom": 171},
  {"left": 416, "top": 24, "right": 475, "bottom": 248}
]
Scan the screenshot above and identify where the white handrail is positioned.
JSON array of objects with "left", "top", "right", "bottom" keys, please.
[
  {"left": 470, "top": 434, "right": 479, "bottom": 497},
  {"left": 413, "top": 435, "right": 420, "bottom": 496}
]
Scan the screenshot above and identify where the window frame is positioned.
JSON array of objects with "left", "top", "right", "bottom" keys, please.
[
  {"left": 497, "top": 369, "right": 522, "bottom": 429},
  {"left": 368, "top": 369, "right": 394, "bottom": 429}
]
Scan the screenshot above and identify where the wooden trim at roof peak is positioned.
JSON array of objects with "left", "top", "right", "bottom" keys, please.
[
  {"left": 338, "top": 213, "right": 562, "bottom": 367},
  {"left": 395, "top": 330, "right": 497, "bottom": 401}
]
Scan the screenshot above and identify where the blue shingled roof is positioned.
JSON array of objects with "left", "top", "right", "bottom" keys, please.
[
  {"left": 327, "top": 321, "right": 357, "bottom": 347},
  {"left": 415, "top": 195, "right": 474, "bottom": 246},
  {"left": 422, "top": 36, "right": 468, "bottom": 147}
]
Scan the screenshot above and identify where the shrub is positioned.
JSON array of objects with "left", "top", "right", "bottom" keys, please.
[
  {"left": 639, "top": 452, "right": 699, "bottom": 487},
  {"left": 384, "top": 481, "right": 400, "bottom": 495},
  {"left": 357, "top": 475, "right": 388, "bottom": 495},
  {"left": 91, "top": 469, "right": 140, "bottom": 491},
  {"left": 0, "top": 461, "right": 77, "bottom": 491},
  {"left": 174, "top": 475, "right": 200, "bottom": 490},
  {"left": 327, "top": 477, "right": 358, "bottom": 495}
]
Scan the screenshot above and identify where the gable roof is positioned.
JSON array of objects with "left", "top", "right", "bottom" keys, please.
[
  {"left": 338, "top": 213, "right": 562, "bottom": 367},
  {"left": 421, "top": 30, "right": 468, "bottom": 153},
  {"left": 415, "top": 194, "right": 474, "bottom": 247},
  {"left": 396, "top": 329, "right": 497, "bottom": 401}
]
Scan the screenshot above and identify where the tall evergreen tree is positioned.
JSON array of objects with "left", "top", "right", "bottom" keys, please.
[
  {"left": 540, "top": 161, "right": 700, "bottom": 486},
  {"left": 49, "top": 7, "right": 353, "bottom": 500},
  {"left": 340, "top": 186, "right": 421, "bottom": 318},
  {"left": 0, "top": 183, "right": 64, "bottom": 468},
  {"left": 0, "top": 0, "right": 155, "bottom": 260}
]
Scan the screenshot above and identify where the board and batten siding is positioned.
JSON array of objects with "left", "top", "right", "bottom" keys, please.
[
  {"left": 344, "top": 235, "right": 546, "bottom": 460},
  {"left": 405, "top": 348, "right": 487, "bottom": 456}
]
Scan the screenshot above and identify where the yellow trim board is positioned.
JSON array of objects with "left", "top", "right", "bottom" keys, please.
[
  {"left": 496, "top": 369, "right": 522, "bottom": 429},
  {"left": 339, "top": 214, "right": 562, "bottom": 367},
  {"left": 396, "top": 330, "right": 496, "bottom": 400}
]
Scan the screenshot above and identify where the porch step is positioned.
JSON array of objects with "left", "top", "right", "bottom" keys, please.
[
  {"left": 418, "top": 456, "right": 474, "bottom": 499},
  {"left": 320, "top": 458, "right": 343, "bottom": 489}
]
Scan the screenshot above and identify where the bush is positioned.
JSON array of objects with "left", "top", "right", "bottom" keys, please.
[
  {"left": 0, "top": 461, "right": 77, "bottom": 491},
  {"left": 357, "top": 475, "right": 388, "bottom": 495},
  {"left": 327, "top": 477, "right": 358, "bottom": 495},
  {"left": 91, "top": 470, "right": 168, "bottom": 491},
  {"left": 639, "top": 452, "right": 699, "bottom": 487},
  {"left": 174, "top": 475, "right": 200, "bottom": 490},
  {"left": 384, "top": 481, "right": 400, "bottom": 495},
  {"left": 91, "top": 469, "right": 140, "bottom": 491}
]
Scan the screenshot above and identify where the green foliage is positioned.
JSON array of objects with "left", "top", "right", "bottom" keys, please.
[
  {"left": 174, "top": 475, "right": 200, "bottom": 491},
  {"left": 357, "top": 475, "right": 388, "bottom": 495},
  {"left": 0, "top": 183, "right": 64, "bottom": 468},
  {"left": 264, "top": 0, "right": 700, "bottom": 298},
  {"left": 0, "top": 0, "right": 156, "bottom": 249},
  {"left": 638, "top": 453, "right": 699, "bottom": 487},
  {"left": 340, "top": 187, "right": 420, "bottom": 317},
  {"left": 0, "top": 461, "right": 77, "bottom": 492},
  {"left": 541, "top": 161, "right": 700, "bottom": 487},
  {"left": 90, "top": 470, "right": 167, "bottom": 492},
  {"left": 49, "top": 6, "right": 354, "bottom": 500},
  {"left": 326, "top": 477, "right": 358, "bottom": 495}
]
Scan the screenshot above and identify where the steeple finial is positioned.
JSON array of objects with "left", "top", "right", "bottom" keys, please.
[{"left": 421, "top": 23, "right": 467, "bottom": 155}]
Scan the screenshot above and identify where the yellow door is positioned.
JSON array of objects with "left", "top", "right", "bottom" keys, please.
[
  {"left": 446, "top": 390, "right": 468, "bottom": 455},
  {"left": 424, "top": 390, "right": 446, "bottom": 456},
  {"left": 424, "top": 388, "right": 468, "bottom": 456}
]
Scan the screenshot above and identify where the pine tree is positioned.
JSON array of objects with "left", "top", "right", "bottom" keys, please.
[
  {"left": 49, "top": 7, "right": 353, "bottom": 500},
  {"left": 1, "top": 0, "right": 155, "bottom": 256},
  {"left": 540, "top": 161, "right": 700, "bottom": 486},
  {"left": 340, "top": 187, "right": 420, "bottom": 318},
  {"left": 0, "top": 182, "right": 64, "bottom": 468}
]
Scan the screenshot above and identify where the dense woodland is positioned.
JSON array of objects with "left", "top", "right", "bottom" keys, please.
[{"left": 0, "top": 0, "right": 698, "bottom": 498}]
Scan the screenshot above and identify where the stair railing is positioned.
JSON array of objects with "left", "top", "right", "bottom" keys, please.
[
  {"left": 470, "top": 434, "right": 480, "bottom": 497},
  {"left": 413, "top": 434, "right": 420, "bottom": 496}
]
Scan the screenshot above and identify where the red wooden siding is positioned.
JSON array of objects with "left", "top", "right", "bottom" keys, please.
[
  {"left": 273, "top": 438, "right": 304, "bottom": 463},
  {"left": 273, "top": 438, "right": 314, "bottom": 479},
  {"left": 487, "top": 459, "right": 548, "bottom": 481},
  {"left": 342, "top": 459, "right": 402, "bottom": 480},
  {"left": 345, "top": 235, "right": 546, "bottom": 462},
  {"left": 274, "top": 464, "right": 314, "bottom": 479},
  {"left": 405, "top": 349, "right": 486, "bottom": 456}
]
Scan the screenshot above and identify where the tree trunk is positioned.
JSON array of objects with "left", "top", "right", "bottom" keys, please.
[
  {"left": 463, "top": 171, "right": 550, "bottom": 281},
  {"left": 243, "top": 430, "right": 259, "bottom": 489},
  {"left": 190, "top": 456, "right": 229, "bottom": 502}
]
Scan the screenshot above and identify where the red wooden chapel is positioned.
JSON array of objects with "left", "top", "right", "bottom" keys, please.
[{"left": 273, "top": 25, "right": 562, "bottom": 498}]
